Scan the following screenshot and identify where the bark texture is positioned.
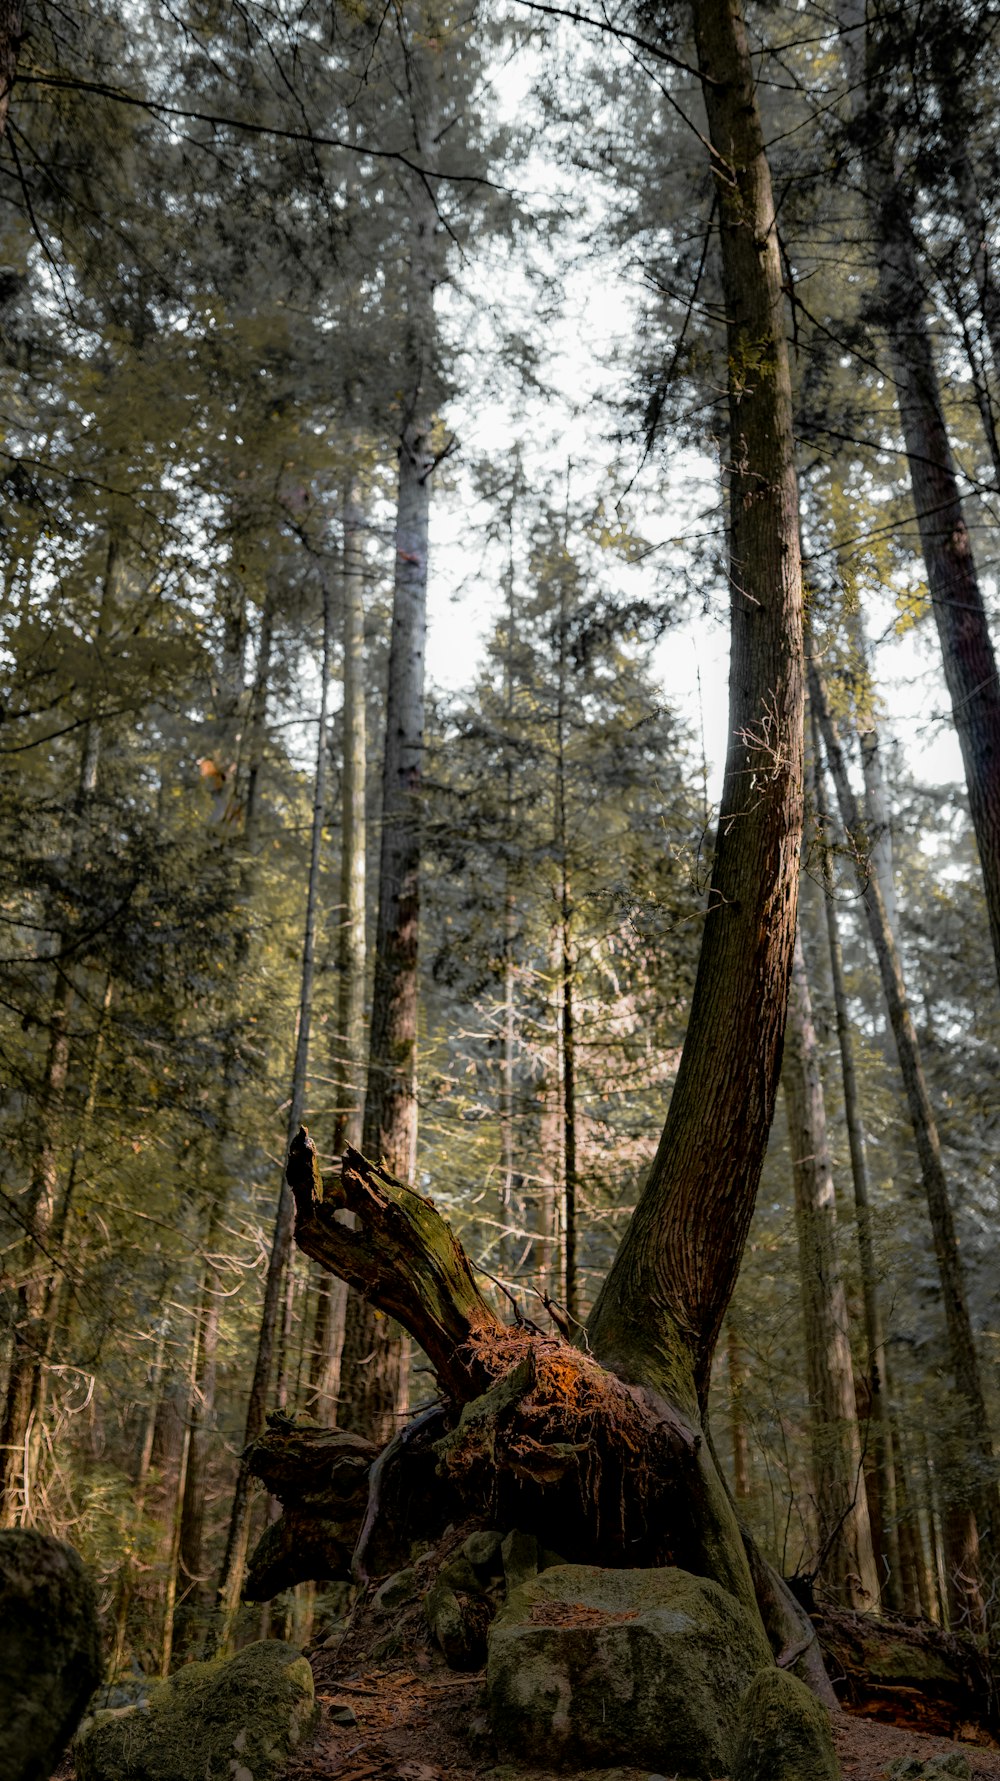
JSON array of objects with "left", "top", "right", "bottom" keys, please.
[
  {"left": 212, "top": 581, "right": 334, "bottom": 1644},
  {"left": 784, "top": 929, "right": 880, "bottom": 1611},
  {"left": 812, "top": 660, "right": 997, "bottom": 1637},
  {"left": 0, "top": 0, "right": 22, "bottom": 139},
  {"left": 809, "top": 716, "right": 907, "bottom": 1611},
  {"left": 838, "top": 0, "right": 1000, "bottom": 999},
  {"left": 338, "top": 85, "right": 442, "bottom": 1445},
  {"left": 587, "top": 0, "right": 804, "bottom": 1411}
]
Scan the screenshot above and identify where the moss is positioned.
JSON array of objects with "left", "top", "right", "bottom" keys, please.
[
  {"left": 731, "top": 1666, "right": 838, "bottom": 1781},
  {"left": 75, "top": 1640, "right": 316, "bottom": 1781},
  {"left": 488, "top": 1565, "right": 772, "bottom": 1778}
]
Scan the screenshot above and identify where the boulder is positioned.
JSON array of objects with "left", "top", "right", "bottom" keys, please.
[
  {"left": 730, "top": 1666, "right": 838, "bottom": 1781},
  {"left": 424, "top": 1577, "right": 491, "bottom": 1669},
  {"left": 0, "top": 1528, "right": 102, "bottom": 1781},
  {"left": 501, "top": 1529, "right": 538, "bottom": 1592},
  {"left": 74, "top": 1639, "right": 316, "bottom": 1781},
  {"left": 463, "top": 1529, "right": 504, "bottom": 1573},
  {"left": 487, "top": 1564, "right": 772, "bottom": 1777}
]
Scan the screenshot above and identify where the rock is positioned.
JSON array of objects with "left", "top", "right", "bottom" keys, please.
[
  {"left": 439, "top": 1555, "right": 486, "bottom": 1595},
  {"left": 74, "top": 1640, "right": 316, "bottom": 1781},
  {"left": 539, "top": 1547, "right": 568, "bottom": 1571},
  {"left": 730, "top": 1666, "right": 838, "bottom": 1781},
  {"left": 329, "top": 1701, "right": 358, "bottom": 1726},
  {"left": 374, "top": 1567, "right": 418, "bottom": 1613},
  {"left": 887, "top": 1759, "right": 972, "bottom": 1780},
  {"left": 464, "top": 1530, "right": 504, "bottom": 1573},
  {"left": 500, "top": 1529, "right": 538, "bottom": 1592},
  {"left": 0, "top": 1528, "right": 102, "bottom": 1781},
  {"left": 424, "top": 1579, "right": 491, "bottom": 1669},
  {"left": 487, "top": 1563, "right": 772, "bottom": 1777}
]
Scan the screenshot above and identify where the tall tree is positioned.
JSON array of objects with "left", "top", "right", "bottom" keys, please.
[
  {"left": 337, "top": 13, "right": 447, "bottom": 1444},
  {"left": 835, "top": 0, "right": 1000, "bottom": 1001},
  {"left": 783, "top": 928, "right": 880, "bottom": 1610},
  {"left": 587, "top": 0, "right": 804, "bottom": 1414}
]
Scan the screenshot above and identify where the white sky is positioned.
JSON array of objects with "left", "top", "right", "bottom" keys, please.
[{"left": 422, "top": 27, "right": 970, "bottom": 810}]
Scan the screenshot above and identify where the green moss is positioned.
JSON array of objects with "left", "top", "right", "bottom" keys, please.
[
  {"left": 731, "top": 1666, "right": 838, "bottom": 1781},
  {"left": 75, "top": 1641, "right": 316, "bottom": 1781}
]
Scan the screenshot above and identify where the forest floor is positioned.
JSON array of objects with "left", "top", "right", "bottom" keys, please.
[{"left": 279, "top": 1620, "right": 1000, "bottom": 1781}]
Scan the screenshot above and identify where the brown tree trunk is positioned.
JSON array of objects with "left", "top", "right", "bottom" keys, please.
[
  {"left": 338, "top": 93, "right": 442, "bottom": 1446},
  {"left": 260, "top": 0, "right": 830, "bottom": 1705},
  {"left": 809, "top": 710, "right": 906, "bottom": 1610},
  {"left": 587, "top": 0, "right": 805, "bottom": 1415},
  {"left": 212, "top": 576, "right": 334, "bottom": 1648},
  {"left": 0, "top": 0, "right": 22, "bottom": 139},
  {"left": 837, "top": 0, "right": 1000, "bottom": 1000},
  {"left": 783, "top": 929, "right": 880, "bottom": 1611},
  {"left": 811, "top": 659, "right": 996, "bottom": 1636}
]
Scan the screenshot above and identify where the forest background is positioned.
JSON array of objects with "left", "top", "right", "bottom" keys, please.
[{"left": 1, "top": 0, "right": 999, "bottom": 1678}]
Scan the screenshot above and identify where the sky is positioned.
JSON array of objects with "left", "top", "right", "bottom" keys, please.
[{"left": 419, "top": 24, "right": 971, "bottom": 814}]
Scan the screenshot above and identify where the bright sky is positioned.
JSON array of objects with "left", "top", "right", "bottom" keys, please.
[{"left": 423, "top": 30, "right": 970, "bottom": 811}]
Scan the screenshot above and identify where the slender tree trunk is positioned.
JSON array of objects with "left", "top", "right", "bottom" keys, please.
[
  {"left": 498, "top": 505, "right": 519, "bottom": 1283},
  {"left": 243, "top": 591, "right": 275, "bottom": 848},
  {"left": 0, "top": 539, "right": 117, "bottom": 1522},
  {"left": 837, "top": 0, "right": 1000, "bottom": 999},
  {"left": 111, "top": 1323, "right": 167, "bottom": 1673},
  {"left": 212, "top": 578, "right": 334, "bottom": 1649},
  {"left": 783, "top": 929, "right": 880, "bottom": 1610},
  {"left": 811, "top": 659, "right": 996, "bottom": 1636},
  {"left": 309, "top": 475, "right": 368, "bottom": 1424},
  {"left": 0, "top": 0, "right": 22, "bottom": 139},
  {"left": 554, "top": 572, "right": 578, "bottom": 1325},
  {"left": 809, "top": 710, "right": 905, "bottom": 1608},
  {"left": 588, "top": 0, "right": 805, "bottom": 1416},
  {"left": 338, "top": 95, "right": 441, "bottom": 1446}
]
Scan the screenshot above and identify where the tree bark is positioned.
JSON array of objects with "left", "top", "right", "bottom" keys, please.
[
  {"left": 212, "top": 575, "right": 334, "bottom": 1648},
  {"left": 809, "top": 709, "right": 906, "bottom": 1610},
  {"left": 837, "top": 0, "right": 1000, "bottom": 1000},
  {"left": 0, "top": 0, "right": 22, "bottom": 140},
  {"left": 783, "top": 928, "right": 880, "bottom": 1611},
  {"left": 338, "top": 88, "right": 442, "bottom": 1446},
  {"left": 811, "top": 659, "right": 997, "bottom": 1637},
  {"left": 587, "top": 0, "right": 805, "bottom": 1414}
]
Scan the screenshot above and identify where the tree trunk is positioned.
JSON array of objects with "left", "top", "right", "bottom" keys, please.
[
  {"left": 783, "top": 929, "right": 880, "bottom": 1611},
  {"left": 587, "top": 0, "right": 805, "bottom": 1415},
  {"left": 809, "top": 709, "right": 906, "bottom": 1610},
  {"left": 250, "top": 0, "right": 824, "bottom": 1705},
  {"left": 338, "top": 90, "right": 442, "bottom": 1446},
  {"left": 811, "top": 659, "right": 997, "bottom": 1637},
  {"left": 0, "top": 0, "right": 22, "bottom": 139},
  {"left": 212, "top": 575, "right": 334, "bottom": 1648},
  {"left": 837, "top": 0, "right": 1000, "bottom": 1000},
  {"left": 553, "top": 567, "right": 578, "bottom": 1326},
  {"left": 726, "top": 1321, "right": 751, "bottom": 1502}
]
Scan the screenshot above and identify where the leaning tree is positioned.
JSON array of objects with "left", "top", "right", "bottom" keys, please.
[{"left": 242, "top": 0, "right": 816, "bottom": 1689}]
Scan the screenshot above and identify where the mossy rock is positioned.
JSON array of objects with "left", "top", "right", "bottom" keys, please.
[
  {"left": 731, "top": 1666, "right": 838, "bottom": 1781},
  {"left": 487, "top": 1564, "right": 772, "bottom": 1777},
  {"left": 74, "top": 1640, "right": 316, "bottom": 1781},
  {"left": 0, "top": 1529, "right": 102, "bottom": 1781}
]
